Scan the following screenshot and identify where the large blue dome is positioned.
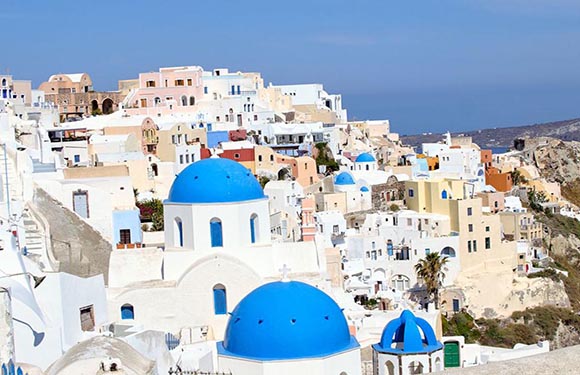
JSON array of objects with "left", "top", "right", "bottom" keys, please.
[
  {"left": 355, "top": 153, "right": 376, "bottom": 163},
  {"left": 167, "top": 158, "right": 265, "bottom": 204},
  {"left": 218, "top": 281, "right": 359, "bottom": 360},
  {"left": 373, "top": 310, "right": 442, "bottom": 354},
  {"left": 335, "top": 172, "right": 355, "bottom": 185}
]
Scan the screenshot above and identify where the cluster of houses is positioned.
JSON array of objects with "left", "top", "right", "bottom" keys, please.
[{"left": 0, "top": 67, "right": 565, "bottom": 374}]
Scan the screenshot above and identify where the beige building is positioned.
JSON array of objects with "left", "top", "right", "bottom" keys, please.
[
  {"left": 102, "top": 116, "right": 159, "bottom": 154},
  {"left": 38, "top": 73, "right": 125, "bottom": 120},
  {"left": 499, "top": 211, "right": 544, "bottom": 242},
  {"left": 156, "top": 122, "right": 207, "bottom": 162},
  {"left": 405, "top": 179, "right": 516, "bottom": 273}
]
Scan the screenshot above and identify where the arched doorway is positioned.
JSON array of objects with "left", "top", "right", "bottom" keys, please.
[
  {"left": 102, "top": 98, "right": 114, "bottom": 114},
  {"left": 91, "top": 100, "right": 99, "bottom": 113},
  {"left": 121, "top": 304, "right": 134, "bottom": 320},
  {"left": 408, "top": 361, "right": 424, "bottom": 374}
]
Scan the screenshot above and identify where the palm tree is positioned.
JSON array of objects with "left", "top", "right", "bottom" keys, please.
[{"left": 414, "top": 252, "right": 449, "bottom": 309}]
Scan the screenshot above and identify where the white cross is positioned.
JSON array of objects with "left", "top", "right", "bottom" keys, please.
[{"left": 279, "top": 264, "right": 291, "bottom": 282}]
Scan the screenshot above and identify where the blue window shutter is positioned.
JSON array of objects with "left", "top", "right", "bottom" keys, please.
[
  {"left": 250, "top": 217, "right": 256, "bottom": 243},
  {"left": 214, "top": 288, "right": 227, "bottom": 315},
  {"left": 210, "top": 221, "right": 223, "bottom": 247}
]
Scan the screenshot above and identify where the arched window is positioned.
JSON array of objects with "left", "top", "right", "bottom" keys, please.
[
  {"left": 441, "top": 190, "right": 448, "bottom": 199},
  {"left": 366, "top": 164, "right": 370, "bottom": 171},
  {"left": 1, "top": 78, "right": 6, "bottom": 87},
  {"left": 151, "top": 163, "right": 158, "bottom": 176},
  {"left": 441, "top": 246, "right": 456, "bottom": 257},
  {"left": 210, "top": 218, "right": 223, "bottom": 247},
  {"left": 154, "top": 97, "right": 161, "bottom": 106},
  {"left": 174, "top": 217, "right": 183, "bottom": 247},
  {"left": 385, "top": 361, "right": 395, "bottom": 375},
  {"left": 213, "top": 284, "right": 227, "bottom": 315},
  {"left": 391, "top": 274, "right": 410, "bottom": 291},
  {"left": 181, "top": 95, "right": 187, "bottom": 106},
  {"left": 408, "top": 361, "right": 424, "bottom": 374},
  {"left": 189, "top": 96, "right": 195, "bottom": 106},
  {"left": 121, "top": 304, "right": 134, "bottom": 320},
  {"left": 250, "top": 213, "right": 258, "bottom": 243}
]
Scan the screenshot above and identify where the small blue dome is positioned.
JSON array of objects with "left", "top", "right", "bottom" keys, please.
[
  {"left": 373, "top": 310, "right": 442, "bottom": 354},
  {"left": 167, "top": 158, "right": 265, "bottom": 204},
  {"left": 218, "top": 281, "right": 359, "bottom": 360},
  {"left": 335, "top": 172, "right": 355, "bottom": 185},
  {"left": 360, "top": 186, "right": 370, "bottom": 192},
  {"left": 355, "top": 153, "right": 376, "bottom": 163}
]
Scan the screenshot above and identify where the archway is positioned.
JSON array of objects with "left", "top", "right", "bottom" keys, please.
[
  {"left": 385, "top": 361, "right": 395, "bottom": 375},
  {"left": 441, "top": 246, "right": 456, "bottom": 257},
  {"left": 408, "top": 361, "right": 424, "bottom": 374},
  {"left": 91, "top": 100, "right": 99, "bottom": 112},
  {"left": 102, "top": 98, "right": 114, "bottom": 114}
]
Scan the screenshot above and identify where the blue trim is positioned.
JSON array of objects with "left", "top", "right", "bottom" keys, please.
[{"left": 177, "top": 220, "right": 184, "bottom": 247}]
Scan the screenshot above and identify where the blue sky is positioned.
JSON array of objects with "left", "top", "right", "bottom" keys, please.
[{"left": 2, "top": 0, "right": 580, "bottom": 134}]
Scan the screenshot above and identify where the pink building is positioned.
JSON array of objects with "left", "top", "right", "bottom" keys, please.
[{"left": 124, "top": 66, "right": 204, "bottom": 115}]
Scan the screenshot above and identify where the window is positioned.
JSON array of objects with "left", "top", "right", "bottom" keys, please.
[
  {"left": 185, "top": 154, "right": 190, "bottom": 163},
  {"left": 174, "top": 217, "right": 184, "bottom": 247},
  {"left": 485, "top": 226, "right": 490, "bottom": 232},
  {"left": 366, "top": 251, "right": 370, "bottom": 258},
  {"left": 80, "top": 305, "right": 95, "bottom": 331},
  {"left": 119, "top": 229, "right": 131, "bottom": 244},
  {"left": 234, "top": 153, "right": 240, "bottom": 159},
  {"left": 408, "top": 189, "right": 414, "bottom": 198},
  {"left": 189, "top": 96, "right": 195, "bottom": 106},
  {"left": 179, "top": 155, "right": 184, "bottom": 164},
  {"left": 210, "top": 218, "right": 223, "bottom": 247},
  {"left": 468, "top": 224, "right": 473, "bottom": 232},
  {"left": 204, "top": 86, "right": 208, "bottom": 94},
  {"left": 175, "top": 79, "right": 184, "bottom": 86},
  {"left": 468, "top": 240, "right": 472, "bottom": 253},
  {"left": 74, "top": 154, "right": 80, "bottom": 163},
  {"left": 441, "top": 246, "right": 456, "bottom": 257},
  {"left": 473, "top": 240, "right": 477, "bottom": 252},
  {"left": 333, "top": 225, "right": 339, "bottom": 234},
  {"left": 187, "top": 78, "right": 192, "bottom": 86},
  {"left": 467, "top": 207, "right": 473, "bottom": 216},
  {"left": 258, "top": 155, "right": 263, "bottom": 162},
  {"left": 270, "top": 155, "right": 274, "bottom": 162},
  {"left": 73, "top": 190, "right": 89, "bottom": 219},
  {"left": 121, "top": 304, "right": 134, "bottom": 320},
  {"left": 425, "top": 248, "right": 431, "bottom": 255},
  {"left": 146, "top": 80, "right": 156, "bottom": 87},
  {"left": 181, "top": 95, "right": 187, "bottom": 106},
  {"left": 441, "top": 190, "right": 448, "bottom": 199},
  {"left": 250, "top": 214, "right": 258, "bottom": 243},
  {"left": 485, "top": 237, "right": 491, "bottom": 249},
  {"left": 140, "top": 98, "right": 147, "bottom": 108},
  {"left": 213, "top": 284, "right": 227, "bottom": 315}
]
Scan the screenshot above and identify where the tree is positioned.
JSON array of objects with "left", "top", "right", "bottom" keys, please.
[
  {"left": 510, "top": 169, "right": 527, "bottom": 186},
  {"left": 137, "top": 198, "right": 164, "bottom": 231},
  {"left": 414, "top": 252, "right": 449, "bottom": 309},
  {"left": 527, "top": 188, "right": 547, "bottom": 212}
]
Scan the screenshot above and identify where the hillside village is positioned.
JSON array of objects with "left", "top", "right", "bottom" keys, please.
[{"left": 2, "top": 68, "right": 580, "bottom": 374}]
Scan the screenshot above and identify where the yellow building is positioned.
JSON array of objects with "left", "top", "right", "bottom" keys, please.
[{"left": 405, "top": 179, "right": 516, "bottom": 273}]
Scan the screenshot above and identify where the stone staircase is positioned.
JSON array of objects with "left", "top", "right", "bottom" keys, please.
[{"left": 21, "top": 208, "right": 54, "bottom": 271}]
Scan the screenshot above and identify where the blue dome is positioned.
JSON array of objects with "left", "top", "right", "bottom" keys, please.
[
  {"left": 355, "top": 153, "right": 376, "bottom": 163},
  {"left": 218, "top": 281, "right": 359, "bottom": 360},
  {"left": 373, "top": 310, "right": 442, "bottom": 354},
  {"left": 167, "top": 158, "right": 265, "bottom": 204},
  {"left": 335, "top": 172, "right": 355, "bottom": 185},
  {"left": 360, "top": 186, "right": 370, "bottom": 192}
]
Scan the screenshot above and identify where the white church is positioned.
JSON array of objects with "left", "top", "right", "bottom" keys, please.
[{"left": 107, "top": 157, "right": 327, "bottom": 337}]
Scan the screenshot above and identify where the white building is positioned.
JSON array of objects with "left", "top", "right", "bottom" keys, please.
[{"left": 107, "top": 158, "right": 325, "bottom": 338}]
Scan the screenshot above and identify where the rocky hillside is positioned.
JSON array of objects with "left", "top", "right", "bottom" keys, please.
[{"left": 401, "top": 118, "right": 580, "bottom": 150}]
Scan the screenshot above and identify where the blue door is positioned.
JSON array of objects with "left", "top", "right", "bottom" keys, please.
[
  {"left": 453, "top": 299, "right": 460, "bottom": 312},
  {"left": 213, "top": 286, "right": 227, "bottom": 315},
  {"left": 210, "top": 220, "right": 223, "bottom": 247}
]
